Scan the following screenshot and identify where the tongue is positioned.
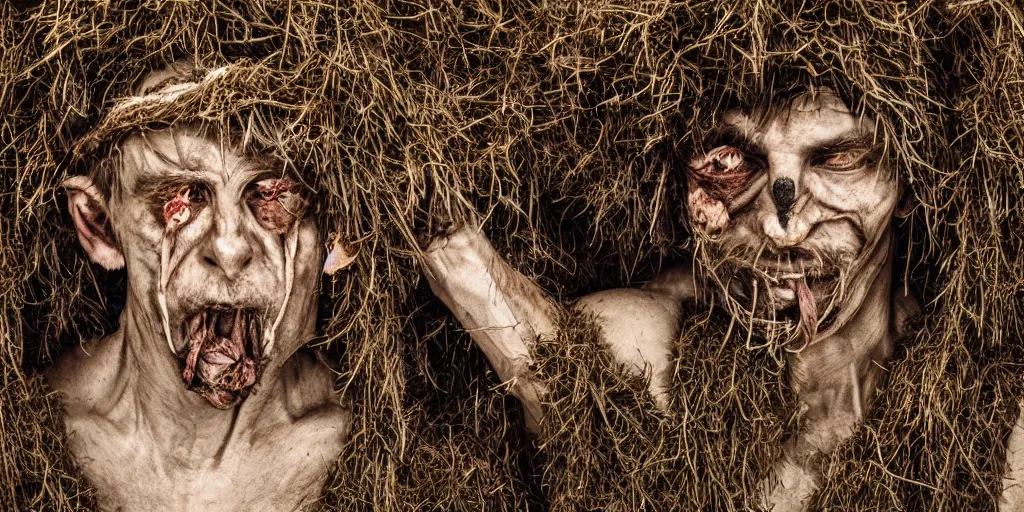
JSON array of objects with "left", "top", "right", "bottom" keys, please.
[
  {"left": 792, "top": 278, "right": 818, "bottom": 342},
  {"left": 180, "top": 310, "right": 262, "bottom": 409}
]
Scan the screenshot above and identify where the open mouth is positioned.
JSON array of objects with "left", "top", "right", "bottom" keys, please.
[
  {"left": 179, "top": 307, "right": 265, "bottom": 409},
  {"left": 722, "top": 264, "right": 843, "bottom": 342},
  {"left": 767, "top": 273, "right": 839, "bottom": 311},
  {"left": 772, "top": 274, "right": 841, "bottom": 338}
]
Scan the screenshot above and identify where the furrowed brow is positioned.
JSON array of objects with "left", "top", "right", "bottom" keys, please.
[
  {"left": 133, "top": 172, "right": 214, "bottom": 199},
  {"left": 704, "top": 125, "right": 767, "bottom": 158},
  {"left": 808, "top": 134, "right": 877, "bottom": 157}
]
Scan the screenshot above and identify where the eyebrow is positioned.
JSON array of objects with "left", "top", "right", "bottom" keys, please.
[
  {"left": 131, "top": 162, "right": 297, "bottom": 198},
  {"left": 807, "top": 134, "right": 878, "bottom": 158},
  {"left": 132, "top": 171, "right": 215, "bottom": 198},
  {"left": 703, "top": 125, "right": 767, "bottom": 158}
]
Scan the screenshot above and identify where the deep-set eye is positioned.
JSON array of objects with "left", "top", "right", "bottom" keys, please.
[
  {"left": 246, "top": 177, "right": 306, "bottom": 234},
  {"left": 186, "top": 186, "right": 207, "bottom": 205},
  {"left": 814, "top": 149, "right": 867, "bottom": 170},
  {"left": 708, "top": 146, "right": 745, "bottom": 173},
  {"left": 161, "top": 184, "right": 207, "bottom": 228}
]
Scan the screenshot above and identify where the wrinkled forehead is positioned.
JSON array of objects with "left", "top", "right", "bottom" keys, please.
[
  {"left": 113, "top": 127, "right": 276, "bottom": 195},
  {"left": 721, "top": 90, "right": 878, "bottom": 149}
]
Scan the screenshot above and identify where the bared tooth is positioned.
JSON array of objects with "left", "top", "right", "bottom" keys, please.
[
  {"left": 188, "top": 314, "right": 199, "bottom": 338},
  {"left": 249, "top": 314, "right": 262, "bottom": 359},
  {"left": 189, "top": 311, "right": 205, "bottom": 338},
  {"left": 232, "top": 309, "right": 243, "bottom": 345}
]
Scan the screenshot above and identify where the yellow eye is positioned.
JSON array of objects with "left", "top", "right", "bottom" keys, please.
[
  {"left": 817, "top": 149, "right": 867, "bottom": 170},
  {"left": 825, "top": 153, "right": 853, "bottom": 166}
]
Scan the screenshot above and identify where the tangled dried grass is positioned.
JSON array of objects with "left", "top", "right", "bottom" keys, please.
[{"left": 1, "top": 1, "right": 1022, "bottom": 510}]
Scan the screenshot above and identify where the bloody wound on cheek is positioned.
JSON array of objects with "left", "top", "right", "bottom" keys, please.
[{"left": 687, "top": 146, "right": 758, "bottom": 234}]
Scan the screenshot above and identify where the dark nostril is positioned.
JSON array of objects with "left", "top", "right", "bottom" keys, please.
[
  {"left": 772, "top": 178, "right": 796, "bottom": 211},
  {"left": 772, "top": 178, "right": 796, "bottom": 229},
  {"left": 203, "top": 255, "right": 219, "bottom": 268}
]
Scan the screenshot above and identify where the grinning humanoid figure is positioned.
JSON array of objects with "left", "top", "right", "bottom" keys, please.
[
  {"left": 421, "top": 88, "right": 919, "bottom": 511},
  {"left": 47, "top": 64, "right": 351, "bottom": 511}
]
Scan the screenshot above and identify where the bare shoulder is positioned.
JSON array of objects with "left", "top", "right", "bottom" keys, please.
[
  {"left": 573, "top": 267, "right": 696, "bottom": 409},
  {"left": 575, "top": 287, "right": 683, "bottom": 349},
  {"left": 45, "top": 333, "right": 125, "bottom": 414},
  {"left": 574, "top": 264, "right": 695, "bottom": 332}
]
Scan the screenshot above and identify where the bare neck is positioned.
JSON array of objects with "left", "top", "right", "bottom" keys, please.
[
  {"left": 97, "top": 296, "right": 304, "bottom": 461},
  {"left": 788, "top": 233, "right": 895, "bottom": 385},
  {"left": 783, "top": 234, "right": 895, "bottom": 456}
]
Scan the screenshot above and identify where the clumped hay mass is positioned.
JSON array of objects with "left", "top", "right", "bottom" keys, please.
[{"left": 1, "top": 1, "right": 1022, "bottom": 511}]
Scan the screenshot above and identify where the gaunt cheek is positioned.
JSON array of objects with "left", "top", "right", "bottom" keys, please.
[{"left": 247, "top": 178, "right": 306, "bottom": 234}]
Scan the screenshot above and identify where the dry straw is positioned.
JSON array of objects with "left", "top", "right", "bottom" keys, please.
[{"left": 1, "top": 1, "right": 1022, "bottom": 510}]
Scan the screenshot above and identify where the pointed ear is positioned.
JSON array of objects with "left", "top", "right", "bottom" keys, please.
[
  {"left": 63, "top": 176, "right": 125, "bottom": 270},
  {"left": 323, "top": 234, "right": 358, "bottom": 275}
]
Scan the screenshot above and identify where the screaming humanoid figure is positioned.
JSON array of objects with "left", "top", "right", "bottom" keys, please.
[
  {"left": 47, "top": 64, "right": 350, "bottom": 511},
  {"left": 420, "top": 89, "right": 918, "bottom": 511}
]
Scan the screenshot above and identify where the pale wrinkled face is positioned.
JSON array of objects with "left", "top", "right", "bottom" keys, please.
[
  {"left": 107, "top": 127, "right": 321, "bottom": 407},
  {"left": 687, "top": 90, "right": 897, "bottom": 341}
]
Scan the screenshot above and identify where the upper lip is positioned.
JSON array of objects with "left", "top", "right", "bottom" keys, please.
[
  {"left": 183, "top": 300, "right": 266, "bottom": 316},
  {"left": 178, "top": 304, "right": 265, "bottom": 345}
]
